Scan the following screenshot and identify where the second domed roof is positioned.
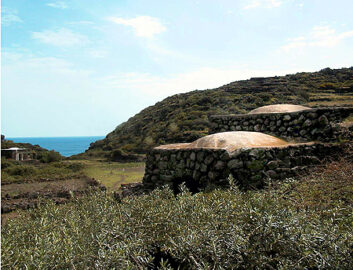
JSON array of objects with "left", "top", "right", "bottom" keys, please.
[{"left": 248, "top": 104, "right": 311, "bottom": 114}]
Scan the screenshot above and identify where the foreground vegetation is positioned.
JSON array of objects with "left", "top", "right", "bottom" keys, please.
[
  {"left": 88, "top": 67, "right": 353, "bottom": 159},
  {"left": 2, "top": 160, "right": 352, "bottom": 269}
]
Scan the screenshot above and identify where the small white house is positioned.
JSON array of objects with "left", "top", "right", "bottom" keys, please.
[{"left": 1, "top": 147, "right": 34, "bottom": 161}]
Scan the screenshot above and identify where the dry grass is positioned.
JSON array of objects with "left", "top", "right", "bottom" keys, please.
[
  {"left": 270, "top": 159, "right": 353, "bottom": 211},
  {"left": 67, "top": 160, "right": 145, "bottom": 191}
]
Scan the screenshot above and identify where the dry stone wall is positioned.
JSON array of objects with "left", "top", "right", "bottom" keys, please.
[
  {"left": 209, "top": 107, "right": 353, "bottom": 141},
  {"left": 142, "top": 143, "right": 344, "bottom": 191},
  {"left": 141, "top": 106, "right": 352, "bottom": 192}
]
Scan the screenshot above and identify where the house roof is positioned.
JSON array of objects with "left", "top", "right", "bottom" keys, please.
[{"left": 2, "top": 147, "right": 27, "bottom": 151}]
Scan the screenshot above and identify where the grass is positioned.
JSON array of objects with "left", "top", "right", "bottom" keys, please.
[
  {"left": 269, "top": 159, "right": 353, "bottom": 210},
  {"left": 1, "top": 159, "right": 84, "bottom": 184},
  {"left": 1, "top": 158, "right": 144, "bottom": 224},
  {"left": 68, "top": 159, "right": 145, "bottom": 190},
  {"left": 1, "top": 158, "right": 145, "bottom": 190},
  {"left": 2, "top": 159, "right": 352, "bottom": 269}
]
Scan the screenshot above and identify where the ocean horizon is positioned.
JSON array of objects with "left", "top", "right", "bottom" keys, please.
[{"left": 7, "top": 136, "right": 105, "bottom": 157}]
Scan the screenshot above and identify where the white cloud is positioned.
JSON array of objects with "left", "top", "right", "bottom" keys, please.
[
  {"left": 104, "top": 67, "right": 296, "bottom": 99},
  {"left": 3, "top": 52, "right": 80, "bottom": 74},
  {"left": 0, "top": 50, "right": 307, "bottom": 137},
  {"left": 32, "top": 28, "right": 88, "bottom": 47},
  {"left": 2, "top": 52, "right": 108, "bottom": 136},
  {"left": 281, "top": 26, "right": 353, "bottom": 52},
  {"left": 108, "top": 16, "right": 166, "bottom": 38},
  {"left": 243, "top": 0, "right": 282, "bottom": 10},
  {"left": 67, "top": 21, "right": 94, "bottom": 25},
  {"left": 1, "top": 7, "right": 22, "bottom": 26},
  {"left": 243, "top": 1, "right": 261, "bottom": 9},
  {"left": 46, "top": 1, "right": 68, "bottom": 9},
  {"left": 87, "top": 49, "right": 108, "bottom": 58}
]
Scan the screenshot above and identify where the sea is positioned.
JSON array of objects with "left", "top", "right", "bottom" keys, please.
[{"left": 7, "top": 136, "right": 105, "bottom": 157}]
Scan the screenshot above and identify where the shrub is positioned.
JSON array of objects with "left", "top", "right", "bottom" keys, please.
[
  {"left": 1, "top": 157, "right": 15, "bottom": 169},
  {"left": 66, "top": 162, "right": 84, "bottom": 172},
  {"left": 1, "top": 161, "right": 84, "bottom": 183},
  {"left": 319, "top": 82, "right": 338, "bottom": 89},
  {"left": 296, "top": 89, "right": 310, "bottom": 101},
  {"left": 6, "top": 165, "right": 37, "bottom": 176},
  {"left": 2, "top": 184, "right": 352, "bottom": 269},
  {"left": 38, "top": 150, "right": 62, "bottom": 163}
]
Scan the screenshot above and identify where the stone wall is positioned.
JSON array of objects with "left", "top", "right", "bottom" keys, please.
[
  {"left": 142, "top": 143, "right": 344, "bottom": 191},
  {"left": 209, "top": 107, "right": 353, "bottom": 141}
]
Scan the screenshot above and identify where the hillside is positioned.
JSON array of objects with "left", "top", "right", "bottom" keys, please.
[
  {"left": 1, "top": 137, "right": 64, "bottom": 163},
  {"left": 86, "top": 67, "right": 353, "bottom": 159},
  {"left": 2, "top": 137, "right": 50, "bottom": 154}
]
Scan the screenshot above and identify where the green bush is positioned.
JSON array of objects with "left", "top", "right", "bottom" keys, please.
[
  {"left": 6, "top": 164, "right": 37, "bottom": 176},
  {"left": 2, "top": 184, "right": 352, "bottom": 269},
  {"left": 1, "top": 161, "right": 84, "bottom": 183},
  {"left": 38, "top": 150, "right": 62, "bottom": 163},
  {"left": 296, "top": 89, "right": 310, "bottom": 101},
  {"left": 66, "top": 162, "right": 84, "bottom": 172},
  {"left": 1, "top": 157, "right": 16, "bottom": 169}
]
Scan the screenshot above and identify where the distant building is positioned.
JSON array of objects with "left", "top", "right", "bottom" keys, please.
[{"left": 1, "top": 147, "right": 35, "bottom": 161}]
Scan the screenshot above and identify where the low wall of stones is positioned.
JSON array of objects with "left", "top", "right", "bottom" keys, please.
[
  {"left": 209, "top": 107, "right": 353, "bottom": 141},
  {"left": 142, "top": 143, "right": 344, "bottom": 191}
]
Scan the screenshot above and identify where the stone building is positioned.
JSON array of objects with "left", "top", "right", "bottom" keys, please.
[{"left": 142, "top": 104, "right": 352, "bottom": 191}]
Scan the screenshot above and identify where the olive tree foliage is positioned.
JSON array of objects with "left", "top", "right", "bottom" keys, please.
[{"left": 2, "top": 182, "right": 352, "bottom": 269}]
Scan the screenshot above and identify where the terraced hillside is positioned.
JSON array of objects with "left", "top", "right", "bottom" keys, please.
[{"left": 86, "top": 67, "right": 353, "bottom": 159}]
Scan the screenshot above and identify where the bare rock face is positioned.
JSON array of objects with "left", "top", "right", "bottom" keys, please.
[
  {"left": 155, "top": 131, "right": 289, "bottom": 152},
  {"left": 248, "top": 104, "right": 311, "bottom": 114}
]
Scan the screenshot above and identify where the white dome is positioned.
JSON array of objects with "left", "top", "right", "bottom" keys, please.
[
  {"left": 248, "top": 104, "right": 311, "bottom": 114},
  {"left": 155, "top": 131, "right": 289, "bottom": 152}
]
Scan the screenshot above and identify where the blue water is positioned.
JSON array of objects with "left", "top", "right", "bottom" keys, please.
[{"left": 7, "top": 136, "right": 105, "bottom": 157}]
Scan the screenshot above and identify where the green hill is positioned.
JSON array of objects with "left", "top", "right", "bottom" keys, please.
[{"left": 85, "top": 67, "right": 353, "bottom": 159}]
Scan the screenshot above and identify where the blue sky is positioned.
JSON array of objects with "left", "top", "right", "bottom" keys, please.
[{"left": 2, "top": 0, "right": 353, "bottom": 137}]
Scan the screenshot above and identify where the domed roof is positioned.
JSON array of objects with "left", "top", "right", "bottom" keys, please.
[
  {"left": 248, "top": 104, "right": 311, "bottom": 114},
  {"left": 155, "top": 131, "right": 289, "bottom": 152}
]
